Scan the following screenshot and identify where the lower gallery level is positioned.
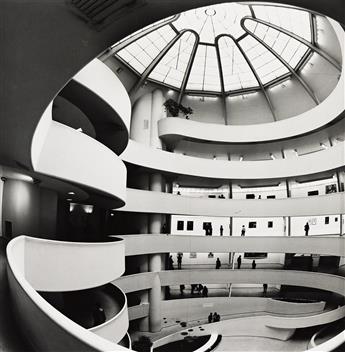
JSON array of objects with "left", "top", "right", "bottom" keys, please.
[{"left": 0, "top": 0, "right": 344, "bottom": 352}]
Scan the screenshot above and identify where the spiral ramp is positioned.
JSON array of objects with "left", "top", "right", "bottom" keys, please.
[
  {"left": 6, "top": 59, "right": 132, "bottom": 351},
  {"left": 1, "top": 1, "right": 345, "bottom": 352}
]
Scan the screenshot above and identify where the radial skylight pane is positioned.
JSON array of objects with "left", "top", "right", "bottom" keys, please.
[
  {"left": 218, "top": 36, "right": 259, "bottom": 91},
  {"left": 112, "top": 15, "right": 175, "bottom": 48},
  {"left": 244, "top": 18, "right": 309, "bottom": 69},
  {"left": 117, "top": 25, "right": 176, "bottom": 74},
  {"left": 173, "top": 3, "right": 251, "bottom": 43},
  {"left": 252, "top": 5, "right": 311, "bottom": 41},
  {"left": 186, "top": 45, "right": 220, "bottom": 91},
  {"left": 239, "top": 35, "right": 289, "bottom": 84},
  {"left": 149, "top": 32, "right": 196, "bottom": 88}
]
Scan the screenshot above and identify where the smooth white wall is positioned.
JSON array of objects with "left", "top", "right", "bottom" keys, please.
[
  {"left": 291, "top": 215, "right": 341, "bottom": 236},
  {"left": 226, "top": 91, "right": 274, "bottom": 125},
  {"left": 266, "top": 77, "right": 316, "bottom": 120},
  {"left": 181, "top": 96, "right": 224, "bottom": 124}
]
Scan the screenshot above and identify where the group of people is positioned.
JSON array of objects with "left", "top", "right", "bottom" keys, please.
[
  {"left": 189, "top": 284, "right": 208, "bottom": 297},
  {"left": 208, "top": 312, "right": 220, "bottom": 323},
  {"left": 236, "top": 256, "right": 256, "bottom": 269},
  {"left": 168, "top": 253, "right": 183, "bottom": 270}
]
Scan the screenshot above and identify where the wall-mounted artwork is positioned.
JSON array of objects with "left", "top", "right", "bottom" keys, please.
[
  {"left": 208, "top": 252, "right": 214, "bottom": 258},
  {"left": 190, "top": 252, "right": 197, "bottom": 259}
]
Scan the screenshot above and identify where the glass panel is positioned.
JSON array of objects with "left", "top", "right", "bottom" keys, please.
[
  {"left": 239, "top": 35, "right": 289, "bottom": 84},
  {"left": 117, "top": 25, "right": 176, "bottom": 74},
  {"left": 218, "top": 36, "right": 259, "bottom": 91},
  {"left": 186, "top": 45, "right": 221, "bottom": 91},
  {"left": 111, "top": 15, "right": 175, "bottom": 47},
  {"left": 173, "top": 3, "right": 251, "bottom": 43},
  {"left": 149, "top": 32, "right": 197, "bottom": 88},
  {"left": 252, "top": 5, "right": 311, "bottom": 41},
  {"left": 244, "top": 19, "right": 309, "bottom": 69}
]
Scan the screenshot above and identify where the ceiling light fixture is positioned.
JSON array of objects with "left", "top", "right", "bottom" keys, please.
[{"left": 68, "top": 191, "right": 75, "bottom": 195}]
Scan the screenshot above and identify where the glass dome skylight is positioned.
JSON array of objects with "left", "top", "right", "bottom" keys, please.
[{"left": 112, "top": 3, "right": 315, "bottom": 95}]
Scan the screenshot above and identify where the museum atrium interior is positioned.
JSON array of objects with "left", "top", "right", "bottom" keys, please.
[{"left": 0, "top": 0, "right": 344, "bottom": 351}]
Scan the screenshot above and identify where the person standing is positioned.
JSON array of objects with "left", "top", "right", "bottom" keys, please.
[
  {"left": 168, "top": 255, "right": 174, "bottom": 270},
  {"left": 220, "top": 225, "right": 223, "bottom": 236},
  {"left": 304, "top": 222, "right": 310, "bottom": 236},
  {"left": 202, "top": 285, "right": 208, "bottom": 297},
  {"left": 237, "top": 255, "right": 242, "bottom": 269},
  {"left": 216, "top": 257, "right": 221, "bottom": 269},
  {"left": 241, "top": 225, "right": 246, "bottom": 236},
  {"left": 252, "top": 260, "right": 256, "bottom": 269},
  {"left": 177, "top": 253, "right": 182, "bottom": 269},
  {"left": 208, "top": 312, "right": 213, "bottom": 323},
  {"left": 180, "top": 284, "right": 185, "bottom": 296},
  {"left": 263, "top": 283, "right": 268, "bottom": 297}
]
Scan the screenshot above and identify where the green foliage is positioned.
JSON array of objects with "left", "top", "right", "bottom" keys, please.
[{"left": 163, "top": 99, "right": 193, "bottom": 117}]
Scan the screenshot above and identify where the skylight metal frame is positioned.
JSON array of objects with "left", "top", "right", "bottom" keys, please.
[
  {"left": 243, "top": 16, "right": 341, "bottom": 71},
  {"left": 103, "top": 14, "right": 179, "bottom": 60},
  {"left": 241, "top": 17, "right": 320, "bottom": 104},
  {"left": 217, "top": 34, "right": 277, "bottom": 120},
  {"left": 109, "top": 4, "right": 323, "bottom": 99}
]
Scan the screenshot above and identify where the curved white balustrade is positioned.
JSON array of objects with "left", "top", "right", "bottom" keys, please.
[
  {"left": 118, "top": 189, "right": 345, "bottom": 217},
  {"left": 117, "top": 235, "right": 345, "bottom": 257},
  {"left": 7, "top": 236, "right": 129, "bottom": 351},
  {"left": 32, "top": 104, "right": 127, "bottom": 206},
  {"left": 73, "top": 59, "right": 131, "bottom": 136},
  {"left": 114, "top": 269, "right": 345, "bottom": 350},
  {"left": 16, "top": 236, "right": 125, "bottom": 292},
  {"left": 63, "top": 58, "right": 131, "bottom": 154},
  {"left": 160, "top": 297, "right": 325, "bottom": 323},
  {"left": 89, "top": 286, "right": 129, "bottom": 344},
  {"left": 121, "top": 140, "right": 344, "bottom": 180}
]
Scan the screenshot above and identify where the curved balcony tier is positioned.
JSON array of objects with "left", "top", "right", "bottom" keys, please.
[
  {"left": 6, "top": 236, "right": 129, "bottom": 351},
  {"left": 60, "top": 59, "right": 131, "bottom": 155},
  {"left": 32, "top": 104, "right": 127, "bottom": 207},
  {"left": 121, "top": 140, "right": 344, "bottom": 180},
  {"left": 117, "top": 234, "right": 345, "bottom": 257},
  {"left": 118, "top": 189, "right": 345, "bottom": 217},
  {"left": 115, "top": 269, "right": 345, "bottom": 349}
]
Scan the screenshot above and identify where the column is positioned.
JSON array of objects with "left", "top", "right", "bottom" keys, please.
[
  {"left": 138, "top": 254, "right": 149, "bottom": 331},
  {"left": 130, "top": 93, "right": 152, "bottom": 145},
  {"left": 285, "top": 179, "right": 291, "bottom": 236},
  {"left": 150, "top": 89, "right": 164, "bottom": 149},
  {"left": 340, "top": 214, "right": 343, "bottom": 236},
  {"left": 148, "top": 254, "right": 162, "bottom": 332},
  {"left": 149, "top": 173, "right": 165, "bottom": 234}
]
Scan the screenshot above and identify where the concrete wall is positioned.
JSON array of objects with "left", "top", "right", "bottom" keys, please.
[
  {"left": 181, "top": 96, "right": 224, "bottom": 125},
  {"left": 2, "top": 179, "right": 57, "bottom": 239},
  {"left": 226, "top": 92, "right": 274, "bottom": 125}
]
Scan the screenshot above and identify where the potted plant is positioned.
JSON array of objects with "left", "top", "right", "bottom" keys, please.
[{"left": 163, "top": 99, "right": 193, "bottom": 119}]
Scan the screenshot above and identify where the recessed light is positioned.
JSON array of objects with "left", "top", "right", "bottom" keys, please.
[
  {"left": 66, "top": 198, "right": 72, "bottom": 202},
  {"left": 67, "top": 191, "right": 75, "bottom": 195}
]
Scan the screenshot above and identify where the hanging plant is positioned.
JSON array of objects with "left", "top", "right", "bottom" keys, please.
[{"left": 163, "top": 99, "right": 193, "bottom": 118}]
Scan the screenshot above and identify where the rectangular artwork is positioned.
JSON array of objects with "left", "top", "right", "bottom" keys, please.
[{"left": 190, "top": 252, "right": 197, "bottom": 259}]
